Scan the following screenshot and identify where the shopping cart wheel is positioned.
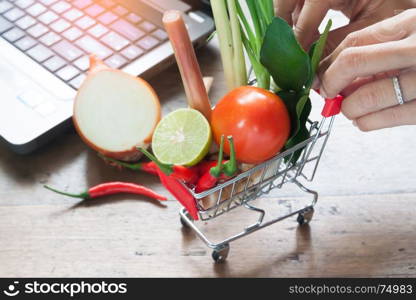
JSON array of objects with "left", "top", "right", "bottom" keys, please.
[
  {"left": 297, "top": 207, "right": 314, "bottom": 225},
  {"left": 212, "top": 244, "right": 230, "bottom": 263}
]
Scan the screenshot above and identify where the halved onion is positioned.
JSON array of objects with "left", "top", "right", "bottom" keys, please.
[{"left": 73, "top": 56, "right": 161, "bottom": 161}]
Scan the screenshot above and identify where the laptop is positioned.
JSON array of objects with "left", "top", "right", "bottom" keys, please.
[{"left": 0, "top": 0, "right": 214, "bottom": 154}]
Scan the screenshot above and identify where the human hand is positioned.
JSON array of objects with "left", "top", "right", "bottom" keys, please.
[
  {"left": 318, "top": 9, "right": 416, "bottom": 131},
  {"left": 275, "top": 0, "right": 412, "bottom": 52}
]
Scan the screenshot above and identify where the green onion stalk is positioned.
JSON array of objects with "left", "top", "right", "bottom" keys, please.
[
  {"left": 211, "top": 0, "right": 275, "bottom": 91},
  {"left": 211, "top": 0, "right": 247, "bottom": 91},
  {"left": 237, "top": 0, "right": 274, "bottom": 90}
]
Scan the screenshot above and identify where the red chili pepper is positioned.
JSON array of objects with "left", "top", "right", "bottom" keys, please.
[
  {"left": 195, "top": 135, "right": 225, "bottom": 193},
  {"left": 44, "top": 182, "right": 167, "bottom": 201},
  {"left": 99, "top": 153, "right": 158, "bottom": 176},
  {"left": 156, "top": 168, "right": 199, "bottom": 220},
  {"left": 197, "top": 160, "right": 224, "bottom": 176},
  {"left": 138, "top": 148, "right": 199, "bottom": 185}
]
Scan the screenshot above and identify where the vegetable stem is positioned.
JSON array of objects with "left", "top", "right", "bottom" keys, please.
[
  {"left": 245, "top": 0, "right": 262, "bottom": 52},
  {"left": 138, "top": 147, "right": 173, "bottom": 176},
  {"left": 223, "top": 136, "right": 238, "bottom": 177},
  {"left": 210, "top": 135, "right": 224, "bottom": 178},
  {"left": 163, "top": 10, "right": 212, "bottom": 120},
  {"left": 227, "top": 0, "right": 247, "bottom": 87},
  {"left": 211, "top": 0, "right": 237, "bottom": 91},
  {"left": 236, "top": 0, "right": 257, "bottom": 53},
  {"left": 44, "top": 185, "right": 89, "bottom": 199},
  {"left": 213, "top": 0, "right": 274, "bottom": 90}
]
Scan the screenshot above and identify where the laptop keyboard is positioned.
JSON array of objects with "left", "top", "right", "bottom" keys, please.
[{"left": 0, "top": 0, "right": 168, "bottom": 89}]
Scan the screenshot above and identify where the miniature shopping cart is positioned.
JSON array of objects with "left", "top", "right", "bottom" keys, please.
[{"left": 179, "top": 96, "right": 344, "bottom": 263}]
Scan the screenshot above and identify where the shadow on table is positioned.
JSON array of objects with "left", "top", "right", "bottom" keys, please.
[
  {"left": 85, "top": 150, "right": 161, "bottom": 190},
  {"left": 67, "top": 194, "right": 168, "bottom": 210},
  {"left": 0, "top": 129, "right": 84, "bottom": 185},
  {"left": 211, "top": 225, "right": 314, "bottom": 277},
  {"left": 210, "top": 221, "right": 396, "bottom": 277}
]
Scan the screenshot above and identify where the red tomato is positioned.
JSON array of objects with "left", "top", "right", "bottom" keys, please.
[{"left": 211, "top": 86, "right": 291, "bottom": 164}]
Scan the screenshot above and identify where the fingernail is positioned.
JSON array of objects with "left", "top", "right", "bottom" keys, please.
[{"left": 352, "top": 120, "right": 357, "bottom": 127}]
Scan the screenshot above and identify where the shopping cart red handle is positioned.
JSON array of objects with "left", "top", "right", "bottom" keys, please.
[{"left": 321, "top": 95, "right": 344, "bottom": 118}]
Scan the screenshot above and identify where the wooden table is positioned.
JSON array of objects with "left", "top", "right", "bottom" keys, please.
[{"left": 1, "top": 19, "right": 416, "bottom": 277}]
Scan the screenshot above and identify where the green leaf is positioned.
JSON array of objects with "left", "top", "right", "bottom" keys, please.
[
  {"left": 278, "top": 91, "right": 308, "bottom": 139},
  {"left": 277, "top": 90, "right": 299, "bottom": 137},
  {"left": 283, "top": 96, "right": 312, "bottom": 165},
  {"left": 236, "top": 0, "right": 257, "bottom": 53},
  {"left": 245, "top": 0, "right": 262, "bottom": 50},
  {"left": 311, "top": 19, "right": 332, "bottom": 75},
  {"left": 280, "top": 20, "right": 332, "bottom": 164},
  {"left": 278, "top": 91, "right": 312, "bottom": 165},
  {"left": 260, "top": 17, "right": 311, "bottom": 92},
  {"left": 308, "top": 41, "right": 317, "bottom": 58},
  {"left": 285, "top": 108, "right": 311, "bottom": 164},
  {"left": 306, "top": 19, "right": 332, "bottom": 88}
]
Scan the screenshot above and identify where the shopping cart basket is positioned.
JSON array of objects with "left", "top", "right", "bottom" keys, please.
[{"left": 179, "top": 95, "right": 344, "bottom": 263}]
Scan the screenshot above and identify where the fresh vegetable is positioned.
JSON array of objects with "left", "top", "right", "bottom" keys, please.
[
  {"left": 195, "top": 135, "right": 238, "bottom": 193},
  {"left": 211, "top": 0, "right": 247, "bottom": 90},
  {"left": 151, "top": 108, "right": 212, "bottom": 167},
  {"left": 98, "top": 153, "right": 158, "bottom": 176},
  {"left": 163, "top": 10, "right": 212, "bottom": 121},
  {"left": 236, "top": 0, "right": 274, "bottom": 90},
  {"left": 197, "top": 136, "right": 238, "bottom": 180},
  {"left": 196, "top": 160, "right": 225, "bottom": 177},
  {"left": 260, "top": 17, "right": 332, "bottom": 164},
  {"left": 211, "top": 0, "right": 274, "bottom": 90},
  {"left": 211, "top": 86, "right": 290, "bottom": 164},
  {"left": 139, "top": 147, "right": 199, "bottom": 185},
  {"left": 222, "top": 136, "right": 238, "bottom": 177},
  {"left": 156, "top": 168, "right": 199, "bottom": 220},
  {"left": 73, "top": 55, "right": 161, "bottom": 161},
  {"left": 261, "top": 17, "right": 311, "bottom": 92},
  {"left": 44, "top": 182, "right": 167, "bottom": 201},
  {"left": 195, "top": 135, "right": 225, "bottom": 193}
]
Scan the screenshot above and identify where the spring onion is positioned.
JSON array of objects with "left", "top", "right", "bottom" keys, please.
[{"left": 211, "top": 0, "right": 274, "bottom": 90}]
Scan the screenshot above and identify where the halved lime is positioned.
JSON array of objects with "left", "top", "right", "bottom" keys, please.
[{"left": 152, "top": 108, "right": 212, "bottom": 166}]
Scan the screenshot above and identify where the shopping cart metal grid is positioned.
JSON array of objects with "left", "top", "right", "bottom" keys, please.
[{"left": 179, "top": 95, "right": 343, "bottom": 263}]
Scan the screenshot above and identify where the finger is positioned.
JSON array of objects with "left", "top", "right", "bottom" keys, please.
[
  {"left": 325, "top": 13, "right": 411, "bottom": 66},
  {"left": 323, "top": 18, "right": 378, "bottom": 58},
  {"left": 275, "top": 0, "right": 298, "bottom": 26},
  {"left": 342, "top": 70, "right": 401, "bottom": 97},
  {"left": 341, "top": 76, "right": 379, "bottom": 97},
  {"left": 294, "top": 0, "right": 330, "bottom": 49},
  {"left": 354, "top": 99, "right": 416, "bottom": 131},
  {"left": 320, "top": 40, "right": 413, "bottom": 98},
  {"left": 291, "top": 0, "right": 304, "bottom": 26},
  {"left": 342, "top": 71, "right": 416, "bottom": 120}
]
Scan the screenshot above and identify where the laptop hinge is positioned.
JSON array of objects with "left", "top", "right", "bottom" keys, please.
[{"left": 142, "top": 0, "right": 191, "bottom": 13}]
